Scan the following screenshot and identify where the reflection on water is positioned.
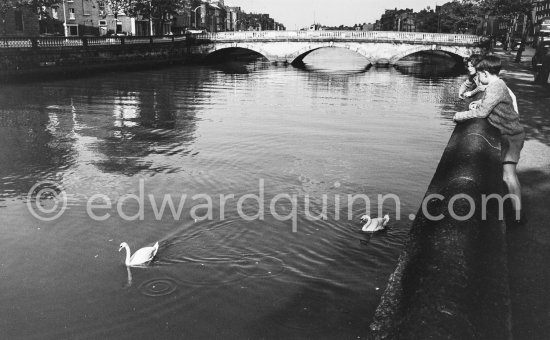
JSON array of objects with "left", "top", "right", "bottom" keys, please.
[
  {"left": 300, "top": 47, "right": 372, "bottom": 74},
  {"left": 0, "top": 48, "right": 468, "bottom": 339},
  {"left": 395, "top": 51, "right": 463, "bottom": 78}
]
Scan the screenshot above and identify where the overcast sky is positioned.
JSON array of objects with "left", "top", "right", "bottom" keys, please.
[{"left": 225, "top": 0, "right": 441, "bottom": 30}]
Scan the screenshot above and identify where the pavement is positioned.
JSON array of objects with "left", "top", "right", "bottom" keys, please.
[{"left": 493, "top": 46, "right": 550, "bottom": 339}]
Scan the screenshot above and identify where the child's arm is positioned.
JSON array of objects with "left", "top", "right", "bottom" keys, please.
[
  {"left": 453, "top": 82, "right": 505, "bottom": 122},
  {"left": 458, "top": 79, "right": 476, "bottom": 98},
  {"left": 463, "top": 84, "right": 487, "bottom": 98}
]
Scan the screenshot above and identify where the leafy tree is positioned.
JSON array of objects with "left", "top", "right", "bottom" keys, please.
[
  {"left": 18, "top": 0, "right": 61, "bottom": 14},
  {"left": 473, "top": 0, "right": 535, "bottom": 62},
  {"left": 105, "top": 0, "right": 132, "bottom": 20},
  {"left": 128, "top": 0, "right": 185, "bottom": 34},
  {"left": 438, "top": 0, "right": 482, "bottom": 33},
  {"left": 415, "top": 8, "right": 439, "bottom": 33}
]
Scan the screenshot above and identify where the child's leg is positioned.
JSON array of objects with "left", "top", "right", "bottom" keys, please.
[
  {"left": 501, "top": 132, "right": 525, "bottom": 221},
  {"left": 503, "top": 162, "right": 522, "bottom": 217}
]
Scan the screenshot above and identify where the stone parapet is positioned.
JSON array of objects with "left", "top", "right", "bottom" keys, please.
[{"left": 369, "top": 119, "right": 512, "bottom": 339}]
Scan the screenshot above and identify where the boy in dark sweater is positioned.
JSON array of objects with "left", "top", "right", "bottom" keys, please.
[{"left": 453, "top": 55, "right": 526, "bottom": 225}]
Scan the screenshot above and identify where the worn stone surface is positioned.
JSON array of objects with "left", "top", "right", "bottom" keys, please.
[{"left": 369, "top": 119, "right": 512, "bottom": 339}]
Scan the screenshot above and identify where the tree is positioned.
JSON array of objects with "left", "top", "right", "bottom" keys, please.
[
  {"left": 106, "top": 0, "right": 132, "bottom": 20},
  {"left": 128, "top": 0, "right": 185, "bottom": 35},
  {"left": 415, "top": 8, "right": 439, "bottom": 33},
  {"left": 438, "top": 1, "right": 482, "bottom": 33},
  {"left": 474, "top": 0, "right": 535, "bottom": 62}
]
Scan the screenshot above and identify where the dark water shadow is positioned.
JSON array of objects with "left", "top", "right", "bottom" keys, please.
[
  {"left": 249, "top": 280, "right": 367, "bottom": 339},
  {"left": 394, "top": 51, "right": 464, "bottom": 79},
  {"left": 203, "top": 48, "right": 270, "bottom": 75},
  {"left": 208, "top": 59, "right": 272, "bottom": 75}
]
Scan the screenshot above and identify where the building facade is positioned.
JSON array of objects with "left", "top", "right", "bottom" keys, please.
[
  {"left": 535, "top": 0, "right": 550, "bottom": 23},
  {"left": 4, "top": 0, "right": 284, "bottom": 37},
  {"left": 1, "top": 7, "right": 39, "bottom": 36},
  {"left": 39, "top": 0, "right": 134, "bottom": 36},
  {"left": 379, "top": 8, "right": 415, "bottom": 32},
  {"left": 396, "top": 11, "right": 416, "bottom": 32}
]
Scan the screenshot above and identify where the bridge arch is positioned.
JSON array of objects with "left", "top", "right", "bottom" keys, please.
[
  {"left": 205, "top": 43, "right": 274, "bottom": 62},
  {"left": 390, "top": 45, "right": 472, "bottom": 64},
  {"left": 288, "top": 43, "right": 374, "bottom": 65}
]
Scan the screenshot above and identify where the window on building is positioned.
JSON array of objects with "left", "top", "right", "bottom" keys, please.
[
  {"left": 116, "top": 22, "right": 122, "bottom": 33},
  {"left": 83, "top": 0, "right": 90, "bottom": 16},
  {"left": 69, "top": 8, "right": 75, "bottom": 20},
  {"left": 99, "top": 20, "right": 107, "bottom": 26},
  {"left": 98, "top": 1, "right": 105, "bottom": 16},
  {"left": 14, "top": 10, "right": 24, "bottom": 31},
  {"left": 52, "top": 7, "right": 58, "bottom": 19},
  {"left": 68, "top": 25, "right": 78, "bottom": 36}
]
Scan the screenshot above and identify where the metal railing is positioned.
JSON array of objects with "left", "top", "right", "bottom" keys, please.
[{"left": 0, "top": 35, "right": 187, "bottom": 49}]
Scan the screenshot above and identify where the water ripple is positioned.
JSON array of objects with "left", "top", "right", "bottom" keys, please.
[
  {"left": 138, "top": 277, "right": 179, "bottom": 297},
  {"left": 236, "top": 255, "right": 286, "bottom": 278}
]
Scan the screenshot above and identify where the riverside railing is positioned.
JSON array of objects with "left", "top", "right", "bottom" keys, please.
[
  {"left": 0, "top": 35, "right": 187, "bottom": 49},
  {"left": 196, "top": 30, "right": 483, "bottom": 45}
]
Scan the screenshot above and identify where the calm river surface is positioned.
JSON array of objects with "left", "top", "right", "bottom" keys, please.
[{"left": 0, "top": 48, "right": 465, "bottom": 339}]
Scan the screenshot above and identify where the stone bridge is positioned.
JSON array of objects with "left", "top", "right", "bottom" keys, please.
[{"left": 192, "top": 31, "right": 486, "bottom": 65}]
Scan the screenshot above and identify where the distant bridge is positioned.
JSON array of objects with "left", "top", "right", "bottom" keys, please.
[{"left": 193, "top": 30, "right": 486, "bottom": 65}]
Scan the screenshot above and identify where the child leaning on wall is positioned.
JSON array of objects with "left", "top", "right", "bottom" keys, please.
[
  {"left": 458, "top": 54, "right": 486, "bottom": 100},
  {"left": 453, "top": 55, "right": 526, "bottom": 225}
]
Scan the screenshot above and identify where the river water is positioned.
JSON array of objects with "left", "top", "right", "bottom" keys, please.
[{"left": 0, "top": 48, "right": 465, "bottom": 339}]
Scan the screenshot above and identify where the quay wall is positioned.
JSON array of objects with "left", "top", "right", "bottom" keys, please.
[
  {"left": 0, "top": 37, "right": 204, "bottom": 82},
  {"left": 369, "top": 118, "right": 512, "bottom": 339}
]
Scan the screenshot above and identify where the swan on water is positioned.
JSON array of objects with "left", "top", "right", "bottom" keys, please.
[
  {"left": 360, "top": 214, "right": 390, "bottom": 232},
  {"left": 119, "top": 242, "right": 159, "bottom": 266}
]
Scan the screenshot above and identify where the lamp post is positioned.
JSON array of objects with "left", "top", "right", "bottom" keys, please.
[
  {"left": 194, "top": 5, "right": 201, "bottom": 29},
  {"left": 149, "top": 0, "right": 153, "bottom": 36},
  {"left": 62, "top": 0, "right": 67, "bottom": 36}
]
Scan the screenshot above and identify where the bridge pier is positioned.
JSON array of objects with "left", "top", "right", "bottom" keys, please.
[
  {"left": 374, "top": 58, "right": 391, "bottom": 67},
  {"left": 271, "top": 58, "right": 289, "bottom": 66}
]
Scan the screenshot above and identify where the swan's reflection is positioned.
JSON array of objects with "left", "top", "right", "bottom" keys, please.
[{"left": 125, "top": 266, "right": 133, "bottom": 288}]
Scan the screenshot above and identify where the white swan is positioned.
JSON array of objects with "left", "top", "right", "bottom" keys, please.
[
  {"left": 360, "top": 214, "right": 390, "bottom": 232},
  {"left": 119, "top": 242, "right": 159, "bottom": 266}
]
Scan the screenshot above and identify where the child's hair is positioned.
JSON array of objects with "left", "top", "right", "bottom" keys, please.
[
  {"left": 467, "top": 54, "right": 484, "bottom": 67},
  {"left": 466, "top": 54, "right": 484, "bottom": 81},
  {"left": 475, "top": 55, "right": 502, "bottom": 75}
]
